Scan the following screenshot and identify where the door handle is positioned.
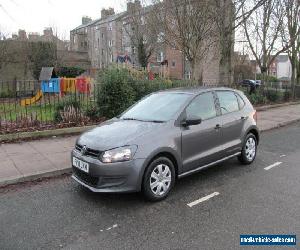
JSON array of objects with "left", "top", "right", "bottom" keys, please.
[{"left": 215, "top": 124, "right": 221, "bottom": 130}]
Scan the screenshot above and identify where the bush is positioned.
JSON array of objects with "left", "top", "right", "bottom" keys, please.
[
  {"left": 265, "top": 89, "right": 281, "bottom": 103},
  {"left": 97, "top": 67, "right": 136, "bottom": 118},
  {"left": 84, "top": 105, "right": 99, "bottom": 121},
  {"left": 283, "top": 89, "right": 291, "bottom": 102},
  {"left": 132, "top": 79, "right": 172, "bottom": 101},
  {"left": 54, "top": 98, "right": 81, "bottom": 122},
  {"left": 245, "top": 92, "right": 267, "bottom": 106},
  {"left": 56, "top": 67, "right": 85, "bottom": 78}
]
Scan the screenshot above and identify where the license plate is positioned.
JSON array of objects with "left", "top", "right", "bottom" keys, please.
[{"left": 73, "top": 157, "right": 89, "bottom": 173}]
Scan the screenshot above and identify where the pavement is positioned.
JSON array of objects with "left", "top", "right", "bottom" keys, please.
[
  {"left": 1, "top": 122, "right": 300, "bottom": 250},
  {"left": 1, "top": 103, "right": 300, "bottom": 187}
]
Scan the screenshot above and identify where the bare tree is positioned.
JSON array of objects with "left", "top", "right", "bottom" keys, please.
[
  {"left": 242, "top": 0, "right": 297, "bottom": 82},
  {"left": 151, "top": 0, "right": 218, "bottom": 82},
  {"left": 149, "top": 0, "right": 266, "bottom": 83},
  {"left": 281, "top": 0, "right": 300, "bottom": 94},
  {"left": 123, "top": 1, "right": 159, "bottom": 68},
  {"left": 212, "top": 0, "right": 267, "bottom": 84}
]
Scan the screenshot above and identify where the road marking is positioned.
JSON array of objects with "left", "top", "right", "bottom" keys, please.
[
  {"left": 106, "top": 224, "right": 118, "bottom": 231},
  {"left": 280, "top": 154, "right": 286, "bottom": 158},
  {"left": 264, "top": 162, "right": 282, "bottom": 171},
  {"left": 187, "top": 192, "right": 220, "bottom": 208}
]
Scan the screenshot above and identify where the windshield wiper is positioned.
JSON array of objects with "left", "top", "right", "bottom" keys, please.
[
  {"left": 122, "top": 117, "right": 144, "bottom": 121},
  {"left": 122, "top": 118, "right": 165, "bottom": 123},
  {"left": 146, "top": 120, "right": 165, "bottom": 123}
]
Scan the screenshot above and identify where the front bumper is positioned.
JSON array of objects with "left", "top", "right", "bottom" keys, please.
[{"left": 71, "top": 150, "right": 146, "bottom": 193}]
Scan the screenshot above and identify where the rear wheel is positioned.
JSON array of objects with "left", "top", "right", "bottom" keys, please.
[
  {"left": 142, "top": 157, "right": 175, "bottom": 201},
  {"left": 238, "top": 133, "right": 257, "bottom": 165}
]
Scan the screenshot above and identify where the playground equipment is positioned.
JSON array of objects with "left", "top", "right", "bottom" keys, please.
[
  {"left": 20, "top": 90, "right": 43, "bottom": 106},
  {"left": 20, "top": 77, "right": 91, "bottom": 106}
]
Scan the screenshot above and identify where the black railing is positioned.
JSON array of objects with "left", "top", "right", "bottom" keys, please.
[{"left": 0, "top": 79, "right": 299, "bottom": 134}]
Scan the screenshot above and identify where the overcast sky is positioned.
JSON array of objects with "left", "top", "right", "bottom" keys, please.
[{"left": 0, "top": 0, "right": 127, "bottom": 39}]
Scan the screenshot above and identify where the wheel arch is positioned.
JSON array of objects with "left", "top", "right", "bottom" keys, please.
[
  {"left": 246, "top": 127, "right": 260, "bottom": 145},
  {"left": 138, "top": 148, "right": 181, "bottom": 190}
]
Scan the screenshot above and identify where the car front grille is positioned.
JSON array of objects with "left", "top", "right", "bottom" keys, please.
[
  {"left": 75, "top": 144, "right": 101, "bottom": 158},
  {"left": 73, "top": 167, "right": 99, "bottom": 187}
]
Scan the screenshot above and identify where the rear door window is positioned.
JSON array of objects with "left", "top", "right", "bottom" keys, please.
[{"left": 216, "top": 91, "right": 239, "bottom": 115}]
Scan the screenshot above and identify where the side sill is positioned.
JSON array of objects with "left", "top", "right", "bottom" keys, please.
[{"left": 178, "top": 152, "right": 241, "bottom": 178}]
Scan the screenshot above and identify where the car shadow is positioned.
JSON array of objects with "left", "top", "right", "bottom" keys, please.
[{"left": 73, "top": 157, "right": 257, "bottom": 209}]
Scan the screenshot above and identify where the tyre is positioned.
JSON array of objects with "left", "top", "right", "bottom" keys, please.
[
  {"left": 238, "top": 133, "right": 257, "bottom": 165},
  {"left": 142, "top": 157, "right": 175, "bottom": 201}
]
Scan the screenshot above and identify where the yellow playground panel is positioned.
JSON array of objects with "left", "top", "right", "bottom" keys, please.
[
  {"left": 61, "top": 78, "right": 76, "bottom": 93},
  {"left": 20, "top": 90, "right": 43, "bottom": 106}
]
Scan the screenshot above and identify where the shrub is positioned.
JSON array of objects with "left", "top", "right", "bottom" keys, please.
[
  {"left": 56, "top": 67, "right": 85, "bottom": 78},
  {"left": 84, "top": 105, "right": 99, "bottom": 121},
  {"left": 265, "top": 89, "right": 281, "bottom": 103},
  {"left": 132, "top": 79, "right": 172, "bottom": 101},
  {"left": 97, "top": 67, "right": 136, "bottom": 118},
  {"left": 283, "top": 89, "right": 291, "bottom": 102},
  {"left": 245, "top": 92, "right": 267, "bottom": 106},
  {"left": 54, "top": 98, "right": 81, "bottom": 122}
]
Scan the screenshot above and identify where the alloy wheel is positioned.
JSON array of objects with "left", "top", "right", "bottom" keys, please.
[{"left": 150, "top": 164, "right": 172, "bottom": 196}]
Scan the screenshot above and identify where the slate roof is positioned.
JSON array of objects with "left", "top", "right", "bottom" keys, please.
[{"left": 39, "top": 67, "right": 56, "bottom": 81}]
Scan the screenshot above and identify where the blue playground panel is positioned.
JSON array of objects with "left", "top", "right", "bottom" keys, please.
[{"left": 41, "top": 78, "right": 60, "bottom": 93}]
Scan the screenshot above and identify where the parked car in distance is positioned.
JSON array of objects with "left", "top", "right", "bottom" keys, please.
[
  {"left": 72, "top": 87, "right": 259, "bottom": 201},
  {"left": 239, "top": 79, "right": 260, "bottom": 88}
]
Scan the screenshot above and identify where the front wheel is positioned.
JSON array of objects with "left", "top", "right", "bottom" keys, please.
[
  {"left": 142, "top": 157, "right": 175, "bottom": 201},
  {"left": 238, "top": 133, "right": 257, "bottom": 165}
]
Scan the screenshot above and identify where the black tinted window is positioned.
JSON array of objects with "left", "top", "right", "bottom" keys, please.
[
  {"left": 217, "top": 91, "right": 239, "bottom": 114},
  {"left": 186, "top": 92, "right": 217, "bottom": 120}
]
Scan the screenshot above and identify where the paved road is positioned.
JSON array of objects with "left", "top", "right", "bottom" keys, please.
[{"left": 1, "top": 124, "right": 300, "bottom": 250}]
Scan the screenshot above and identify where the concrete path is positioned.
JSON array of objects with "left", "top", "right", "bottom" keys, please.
[{"left": 1, "top": 104, "right": 300, "bottom": 187}]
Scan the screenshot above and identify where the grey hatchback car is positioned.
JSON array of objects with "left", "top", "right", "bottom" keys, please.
[{"left": 72, "top": 87, "right": 259, "bottom": 201}]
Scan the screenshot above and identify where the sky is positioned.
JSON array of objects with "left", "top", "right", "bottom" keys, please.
[{"left": 0, "top": 0, "right": 126, "bottom": 40}]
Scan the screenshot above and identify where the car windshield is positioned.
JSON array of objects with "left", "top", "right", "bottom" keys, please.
[{"left": 120, "top": 92, "right": 190, "bottom": 122}]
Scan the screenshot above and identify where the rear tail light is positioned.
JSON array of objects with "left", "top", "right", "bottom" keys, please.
[{"left": 252, "top": 110, "right": 258, "bottom": 122}]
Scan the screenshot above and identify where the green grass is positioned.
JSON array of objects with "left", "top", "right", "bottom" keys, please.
[
  {"left": 0, "top": 102, "right": 55, "bottom": 122},
  {"left": 0, "top": 95, "right": 93, "bottom": 123}
]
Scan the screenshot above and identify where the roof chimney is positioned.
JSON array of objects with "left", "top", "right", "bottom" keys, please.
[
  {"left": 101, "top": 8, "right": 115, "bottom": 19},
  {"left": 82, "top": 16, "right": 92, "bottom": 25}
]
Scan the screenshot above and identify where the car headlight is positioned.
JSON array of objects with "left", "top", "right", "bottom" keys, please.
[{"left": 100, "top": 145, "right": 137, "bottom": 163}]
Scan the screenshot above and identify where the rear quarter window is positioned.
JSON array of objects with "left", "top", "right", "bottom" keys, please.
[
  {"left": 216, "top": 91, "right": 240, "bottom": 114},
  {"left": 235, "top": 93, "right": 245, "bottom": 109}
]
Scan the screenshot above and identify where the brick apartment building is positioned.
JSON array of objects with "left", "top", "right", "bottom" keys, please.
[{"left": 70, "top": 0, "right": 233, "bottom": 83}]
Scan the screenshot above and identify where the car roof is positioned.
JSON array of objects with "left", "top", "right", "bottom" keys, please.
[{"left": 158, "top": 86, "right": 237, "bottom": 96}]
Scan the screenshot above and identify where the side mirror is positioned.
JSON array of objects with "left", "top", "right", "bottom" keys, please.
[{"left": 182, "top": 117, "right": 202, "bottom": 127}]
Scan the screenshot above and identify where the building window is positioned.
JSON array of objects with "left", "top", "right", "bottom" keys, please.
[
  {"left": 132, "top": 47, "right": 136, "bottom": 54},
  {"left": 101, "top": 33, "right": 104, "bottom": 39},
  {"left": 186, "top": 71, "right": 192, "bottom": 79},
  {"left": 172, "top": 61, "right": 176, "bottom": 67},
  {"left": 102, "top": 49, "right": 104, "bottom": 55},
  {"left": 108, "top": 40, "right": 113, "bottom": 47},
  {"left": 157, "top": 51, "right": 164, "bottom": 63},
  {"left": 157, "top": 32, "right": 165, "bottom": 43},
  {"left": 108, "top": 22, "right": 113, "bottom": 31},
  {"left": 97, "top": 38, "right": 100, "bottom": 48},
  {"left": 110, "top": 53, "right": 113, "bottom": 63}
]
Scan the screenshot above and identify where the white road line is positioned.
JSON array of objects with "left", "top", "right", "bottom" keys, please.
[
  {"left": 187, "top": 192, "right": 220, "bottom": 208},
  {"left": 280, "top": 155, "right": 286, "bottom": 158},
  {"left": 106, "top": 224, "right": 118, "bottom": 231},
  {"left": 264, "top": 162, "right": 282, "bottom": 171}
]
